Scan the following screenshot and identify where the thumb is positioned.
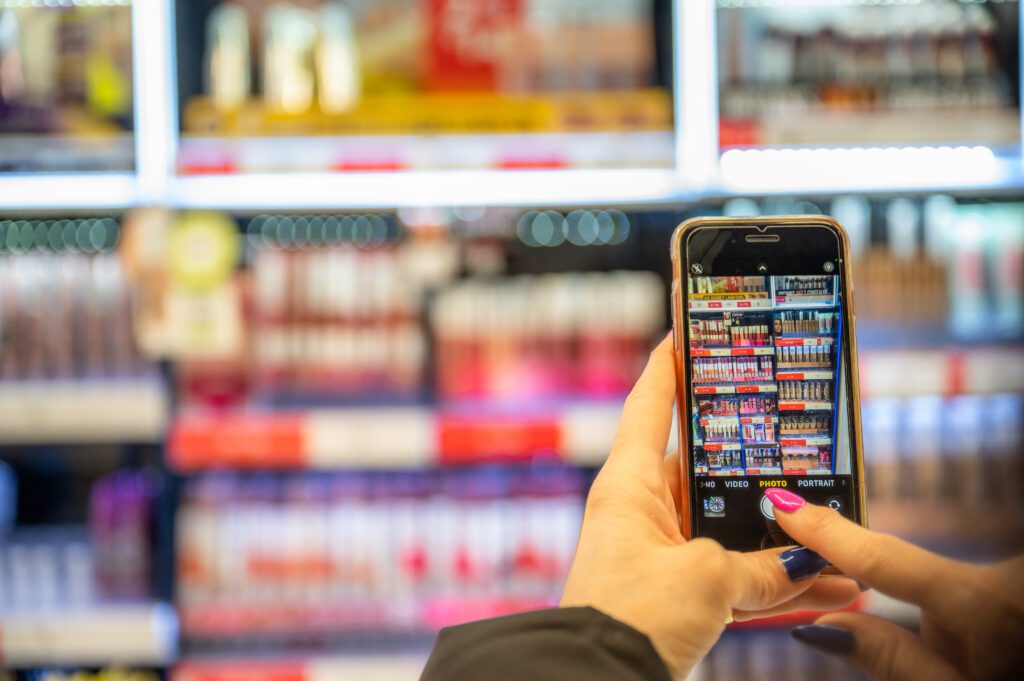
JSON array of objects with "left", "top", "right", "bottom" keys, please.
[
  {"left": 726, "top": 546, "right": 822, "bottom": 612},
  {"left": 792, "top": 612, "right": 964, "bottom": 681}
]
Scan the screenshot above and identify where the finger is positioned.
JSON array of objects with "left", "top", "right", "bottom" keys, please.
[
  {"left": 791, "top": 612, "right": 964, "bottom": 681},
  {"left": 662, "top": 450, "right": 682, "bottom": 518},
  {"left": 726, "top": 546, "right": 827, "bottom": 613},
  {"left": 766, "top": 489, "right": 967, "bottom": 616},
  {"left": 611, "top": 335, "right": 677, "bottom": 460},
  {"left": 733, "top": 575, "right": 860, "bottom": 622}
]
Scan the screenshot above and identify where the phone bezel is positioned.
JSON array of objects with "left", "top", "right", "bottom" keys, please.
[{"left": 669, "top": 215, "right": 869, "bottom": 546}]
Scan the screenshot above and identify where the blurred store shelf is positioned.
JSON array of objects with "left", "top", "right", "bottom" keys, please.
[
  {"left": 176, "top": 130, "right": 674, "bottom": 176},
  {"left": 859, "top": 348, "right": 1024, "bottom": 398},
  {"left": 173, "top": 655, "right": 427, "bottom": 681},
  {"left": 167, "top": 403, "right": 617, "bottom": 470},
  {"left": 0, "top": 601, "right": 178, "bottom": 668},
  {"left": 167, "top": 168, "right": 682, "bottom": 210},
  {"left": 168, "top": 347, "right": 1023, "bottom": 471},
  {"left": 0, "top": 379, "right": 167, "bottom": 444}
]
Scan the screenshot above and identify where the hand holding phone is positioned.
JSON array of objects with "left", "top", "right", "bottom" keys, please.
[
  {"left": 561, "top": 337, "right": 861, "bottom": 678},
  {"left": 670, "top": 216, "right": 868, "bottom": 552}
]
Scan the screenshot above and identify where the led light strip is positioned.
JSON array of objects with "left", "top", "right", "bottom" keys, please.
[{"left": 719, "top": 145, "right": 1008, "bottom": 194}]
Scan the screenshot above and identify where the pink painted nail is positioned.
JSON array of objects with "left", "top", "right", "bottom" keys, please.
[{"left": 765, "top": 488, "right": 806, "bottom": 513}]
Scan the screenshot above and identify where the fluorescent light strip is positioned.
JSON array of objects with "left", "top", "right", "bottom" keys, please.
[
  {"left": 719, "top": 145, "right": 1008, "bottom": 194},
  {"left": 0, "top": 174, "right": 139, "bottom": 210},
  {"left": 169, "top": 169, "right": 682, "bottom": 210}
]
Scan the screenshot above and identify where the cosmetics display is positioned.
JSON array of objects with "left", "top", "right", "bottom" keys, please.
[
  {"left": 689, "top": 275, "right": 841, "bottom": 476},
  {"left": 693, "top": 357, "right": 775, "bottom": 384},
  {"left": 0, "top": 220, "right": 150, "bottom": 382},
  {"left": 717, "top": 0, "right": 1020, "bottom": 147},
  {"left": 690, "top": 312, "right": 773, "bottom": 349},
  {"left": 245, "top": 230, "right": 428, "bottom": 405},
  {"left": 0, "top": 2, "right": 134, "bottom": 172},
  {"left": 431, "top": 272, "right": 664, "bottom": 401},
  {"left": 176, "top": 467, "right": 584, "bottom": 642},
  {"left": 177, "top": 0, "right": 670, "bottom": 173}
]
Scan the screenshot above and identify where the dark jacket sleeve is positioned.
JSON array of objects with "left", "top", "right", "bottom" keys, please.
[{"left": 419, "top": 607, "right": 672, "bottom": 681}]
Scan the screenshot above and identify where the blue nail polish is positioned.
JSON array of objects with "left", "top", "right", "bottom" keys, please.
[
  {"left": 779, "top": 546, "right": 828, "bottom": 581},
  {"left": 791, "top": 625, "right": 856, "bottom": 654}
]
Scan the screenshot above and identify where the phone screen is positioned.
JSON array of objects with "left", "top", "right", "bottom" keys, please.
[{"left": 681, "top": 224, "right": 862, "bottom": 552}]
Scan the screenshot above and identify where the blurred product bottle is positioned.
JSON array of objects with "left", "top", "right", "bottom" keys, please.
[
  {"left": 317, "top": 2, "right": 362, "bottom": 113},
  {"left": 432, "top": 271, "right": 663, "bottom": 402},
  {"left": 0, "top": 220, "right": 147, "bottom": 382},
  {"left": 263, "top": 5, "right": 317, "bottom": 115},
  {"left": 89, "top": 470, "right": 158, "bottom": 601},
  {"left": 205, "top": 4, "right": 251, "bottom": 113},
  {"left": 246, "top": 238, "right": 426, "bottom": 405}
]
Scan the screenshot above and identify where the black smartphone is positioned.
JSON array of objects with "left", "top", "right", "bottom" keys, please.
[{"left": 670, "top": 216, "right": 867, "bottom": 552}]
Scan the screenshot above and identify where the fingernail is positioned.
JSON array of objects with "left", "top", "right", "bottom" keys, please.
[
  {"left": 764, "top": 487, "right": 805, "bottom": 512},
  {"left": 791, "top": 624, "right": 856, "bottom": 654},
  {"left": 779, "top": 546, "right": 828, "bottom": 581}
]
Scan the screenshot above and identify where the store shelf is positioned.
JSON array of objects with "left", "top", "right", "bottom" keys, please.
[
  {"left": 776, "top": 371, "right": 833, "bottom": 381},
  {"left": 176, "top": 130, "right": 674, "bottom": 176},
  {"left": 702, "top": 442, "right": 742, "bottom": 451},
  {"left": 691, "top": 347, "right": 774, "bottom": 357},
  {"left": 166, "top": 168, "right": 682, "bottom": 210},
  {"left": 0, "top": 602, "right": 177, "bottom": 667},
  {"left": 688, "top": 297, "right": 773, "bottom": 312},
  {"left": 0, "top": 174, "right": 140, "bottom": 211},
  {"left": 694, "top": 384, "right": 778, "bottom": 395},
  {"left": 165, "top": 346, "right": 1023, "bottom": 470},
  {"left": 0, "top": 379, "right": 167, "bottom": 444},
  {"left": 173, "top": 655, "right": 427, "bottom": 681},
  {"left": 775, "top": 337, "right": 834, "bottom": 347},
  {"left": 780, "top": 436, "right": 831, "bottom": 447},
  {"left": 168, "top": 402, "right": 622, "bottom": 470},
  {"left": 738, "top": 416, "right": 777, "bottom": 424},
  {"left": 779, "top": 401, "right": 832, "bottom": 412},
  {"left": 859, "top": 348, "right": 1024, "bottom": 398}
]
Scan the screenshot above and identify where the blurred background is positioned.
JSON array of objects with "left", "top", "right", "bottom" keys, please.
[{"left": 0, "top": 1, "right": 1021, "bottom": 680}]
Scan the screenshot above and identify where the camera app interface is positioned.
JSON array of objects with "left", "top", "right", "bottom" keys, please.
[{"left": 686, "top": 273, "right": 856, "bottom": 550}]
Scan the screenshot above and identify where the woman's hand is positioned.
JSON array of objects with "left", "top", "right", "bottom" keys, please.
[
  {"left": 766, "top": 488, "right": 1024, "bottom": 681},
  {"left": 560, "top": 337, "right": 861, "bottom": 679}
]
